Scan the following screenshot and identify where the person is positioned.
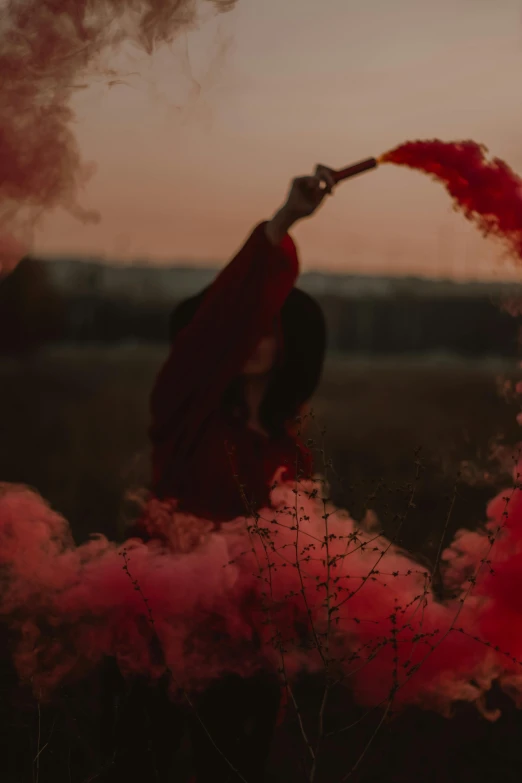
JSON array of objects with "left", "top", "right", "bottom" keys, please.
[{"left": 103, "top": 164, "right": 336, "bottom": 782}]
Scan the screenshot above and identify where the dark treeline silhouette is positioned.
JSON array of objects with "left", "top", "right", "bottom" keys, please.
[
  {"left": 323, "top": 294, "right": 519, "bottom": 356},
  {"left": 0, "top": 258, "right": 519, "bottom": 357},
  {"left": 0, "top": 258, "right": 65, "bottom": 356},
  {"left": 60, "top": 293, "right": 518, "bottom": 358}
]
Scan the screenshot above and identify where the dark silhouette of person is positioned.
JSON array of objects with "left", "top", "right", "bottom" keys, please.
[{"left": 103, "top": 164, "right": 337, "bottom": 783}]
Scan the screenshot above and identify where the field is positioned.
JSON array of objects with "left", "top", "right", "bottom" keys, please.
[
  {"left": 2, "top": 345, "right": 522, "bottom": 782},
  {"left": 2, "top": 345, "right": 519, "bottom": 551}
]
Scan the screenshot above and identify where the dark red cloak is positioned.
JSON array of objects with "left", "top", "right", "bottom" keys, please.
[{"left": 148, "top": 221, "right": 311, "bottom": 522}]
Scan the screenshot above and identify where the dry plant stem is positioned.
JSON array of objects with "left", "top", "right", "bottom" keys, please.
[
  {"left": 344, "top": 463, "right": 521, "bottom": 747},
  {"left": 328, "top": 452, "right": 427, "bottom": 752},
  {"left": 337, "top": 450, "right": 424, "bottom": 613},
  {"left": 232, "top": 421, "right": 338, "bottom": 777},
  {"left": 455, "top": 626, "right": 522, "bottom": 667},
  {"left": 310, "top": 427, "right": 334, "bottom": 782},
  {"left": 294, "top": 416, "right": 424, "bottom": 777},
  {"left": 230, "top": 445, "right": 317, "bottom": 768},
  {"left": 121, "top": 550, "right": 249, "bottom": 783},
  {"left": 30, "top": 687, "right": 57, "bottom": 782},
  {"left": 325, "top": 697, "right": 389, "bottom": 739},
  {"left": 433, "top": 478, "right": 459, "bottom": 586},
  {"left": 342, "top": 700, "right": 393, "bottom": 782},
  {"left": 333, "top": 455, "right": 430, "bottom": 775},
  {"left": 335, "top": 446, "right": 422, "bottom": 771},
  {"left": 397, "top": 479, "right": 459, "bottom": 676},
  {"left": 291, "top": 476, "right": 329, "bottom": 670},
  {"left": 444, "top": 479, "right": 519, "bottom": 639},
  {"left": 34, "top": 696, "right": 41, "bottom": 783},
  {"left": 385, "top": 482, "right": 519, "bottom": 714},
  {"left": 398, "top": 464, "right": 521, "bottom": 698},
  {"left": 289, "top": 425, "right": 328, "bottom": 777}
]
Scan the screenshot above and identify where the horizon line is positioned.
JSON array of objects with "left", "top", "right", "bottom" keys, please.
[{"left": 34, "top": 253, "right": 522, "bottom": 286}]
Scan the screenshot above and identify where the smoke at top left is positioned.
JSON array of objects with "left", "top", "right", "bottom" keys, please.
[{"left": 0, "top": 0, "right": 237, "bottom": 275}]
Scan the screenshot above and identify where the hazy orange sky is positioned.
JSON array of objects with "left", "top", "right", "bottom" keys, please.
[{"left": 34, "top": 0, "right": 522, "bottom": 280}]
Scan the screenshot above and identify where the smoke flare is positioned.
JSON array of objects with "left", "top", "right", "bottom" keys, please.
[
  {"left": 0, "top": 0, "right": 237, "bottom": 275},
  {"left": 380, "top": 139, "right": 522, "bottom": 262},
  {"left": 332, "top": 157, "right": 378, "bottom": 184}
]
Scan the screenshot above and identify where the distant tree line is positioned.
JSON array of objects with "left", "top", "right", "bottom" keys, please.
[
  {"left": 321, "top": 294, "right": 519, "bottom": 357},
  {"left": 0, "top": 258, "right": 65, "bottom": 356},
  {"left": 61, "top": 292, "right": 519, "bottom": 358},
  {"left": 0, "top": 260, "right": 519, "bottom": 358}
]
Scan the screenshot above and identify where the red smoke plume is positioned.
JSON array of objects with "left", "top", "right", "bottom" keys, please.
[
  {"left": 380, "top": 139, "right": 522, "bottom": 262},
  {"left": 442, "top": 461, "right": 522, "bottom": 708},
  {"left": 379, "top": 140, "right": 522, "bottom": 712},
  {"left": 0, "top": 0, "right": 236, "bottom": 275},
  {"left": 0, "top": 476, "right": 492, "bottom": 717}
]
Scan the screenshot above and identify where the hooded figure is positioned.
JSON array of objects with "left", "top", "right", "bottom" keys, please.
[
  {"left": 106, "top": 165, "right": 336, "bottom": 783},
  {"left": 142, "top": 222, "right": 326, "bottom": 527}
]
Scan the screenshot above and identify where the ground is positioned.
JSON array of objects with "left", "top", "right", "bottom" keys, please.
[{"left": 1, "top": 345, "right": 522, "bottom": 781}]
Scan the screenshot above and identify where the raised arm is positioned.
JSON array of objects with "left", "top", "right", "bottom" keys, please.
[
  {"left": 150, "top": 220, "right": 298, "bottom": 432},
  {"left": 149, "top": 165, "right": 337, "bottom": 464}
]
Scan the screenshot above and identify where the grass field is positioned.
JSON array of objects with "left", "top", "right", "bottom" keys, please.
[
  {"left": 1, "top": 345, "right": 519, "bottom": 551},
  {"left": 1, "top": 345, "right": 522, "bottom": 782}
]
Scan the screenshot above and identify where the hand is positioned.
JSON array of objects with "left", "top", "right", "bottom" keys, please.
[
  {"left": 281, "top": 164, "right": 337, "bottom": 221},
  {"left": 265, "top": 164, "right": 336, "bottom": 246}
]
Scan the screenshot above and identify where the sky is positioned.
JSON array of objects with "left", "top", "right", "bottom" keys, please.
[{"left": 34, "top": 0, "right": 522, "bottom": 280}]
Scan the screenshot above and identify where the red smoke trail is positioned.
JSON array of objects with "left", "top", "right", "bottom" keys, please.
[
  {"left": 379, "top": 139, "right": 522, "bottom": 262},
  {"left": 0, "top": 476, "right": 495, "bottom": 718},
  {"left": 378, "top": 139, "right": 522, "bottom": 710},
  {"left": 0, "top": 0, "right": 237, "bottom": 276},
  {"left": 441, "top": 463, "right": 522, "bottom": 707}
]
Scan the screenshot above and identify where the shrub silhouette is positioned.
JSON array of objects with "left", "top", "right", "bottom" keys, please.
[{"left": 0, "top": 258, "right": 65, "bottom": 356}]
